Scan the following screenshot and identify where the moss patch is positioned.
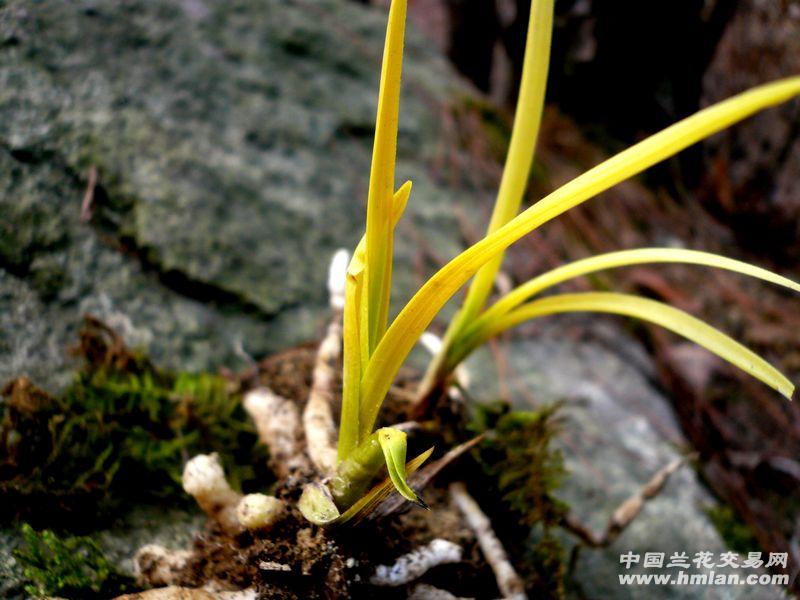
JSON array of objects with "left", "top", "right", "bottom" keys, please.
[
  {"left": 0, "top": 318, "right": 269, "bottom": 527},
  {"left": 470, "top": 401, "right": 569, "bottom": 597},
  {"left": 14, "top": 523, "right": 134, "bottom": 598}
]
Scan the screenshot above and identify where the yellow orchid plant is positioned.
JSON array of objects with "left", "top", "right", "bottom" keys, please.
[{"left": 299, "top": 0, "right": 800, "bottom": 524}]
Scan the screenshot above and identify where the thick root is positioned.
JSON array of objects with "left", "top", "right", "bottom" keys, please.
[
  {"left": 236, "top": 493, "right": 286, "bottom": 532},
  {"left": 303, "top": 250, "right": 347, "bottom": 475},
  {"left": 243, "top": 387, "right": 311, "bottom": 479},
  {"left": 450, "top": 482, "right": 526, "bottom": 600},
  {"left": 182, "top": 454, "right": 242, "bottom": 534},
  {"left": 371, "top": 538, "right": 463, "bottom": 587}
]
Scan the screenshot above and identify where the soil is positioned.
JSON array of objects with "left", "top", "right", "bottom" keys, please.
[
  {"left": 168, "top": 493, "right": 494, "bottom": 599},
  {"left": 155, "top": 348, "right": 503, "bottom": 599}
]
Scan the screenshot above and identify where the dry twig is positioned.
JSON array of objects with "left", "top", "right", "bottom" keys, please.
[
  {"left": 563, "top": 454, "right": 695, "bottom": 547},
  {"left": 80, "top": 165, "right": 98, "bottom": 222}
]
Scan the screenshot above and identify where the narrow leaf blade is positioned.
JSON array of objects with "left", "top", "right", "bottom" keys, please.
[
  {"left": 365, "top": 0, "right": 407, "bottom": 354},
  {"left": 340, "top": 183, "right": 414, "bottom": 457},
  {"left": 461, "top": 292, "right": 794, "bottom": 399},
  {"left": 470, "top": 247, "right": 800, "bottom": 336},
  {"left": 459, "top": 0, "right": 554, "bottom": 323}
]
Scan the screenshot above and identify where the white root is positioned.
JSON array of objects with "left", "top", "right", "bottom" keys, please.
[
  {"left": 303, "top": 250, "right": 347, "bottom": 475},
  {"left": 243, "top": 387, "right": 310, "bottom": 479},
  {"left": 236, "top": 493, "right": 285, "bottom": 531},
  {"left": 327, "top": 248, "right": 349, "bottom": 311},
  {"left": 450, "top": 482, "right": 526, "bottom": 600},
  {"left": 182, "top": 454, "right": 242, "bottom": 534},
  {"left": 303, "top": 313, "right": 340, "bottom": 474},
  {"left": 115, "top": 586, "right": 257, "bottom": 599},
  {"left": 371, "top": 538, "right": 463, "bottom": 587},
  {"left": 133, "top": 544, "right": 195, "bottom": 587},
  {"left": 259, "top": 561, "right": 292, "bottom": 572},
  {"left": 494, "top": 270, "right": 513, "bottom": 297}
]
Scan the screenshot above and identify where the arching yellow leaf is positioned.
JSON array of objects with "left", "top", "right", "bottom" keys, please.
[
  {"left": 454, "top": 292, "right": 793, "bottom": 399},
  {"left": 469, "top": 247, "right": 800, "bottom": 336}
]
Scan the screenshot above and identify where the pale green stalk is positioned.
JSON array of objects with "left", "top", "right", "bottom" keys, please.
[
  {"left": 330, "top": 428, "right": 421, "bottom": 508},
  {"left": 340, "top": 183, "right": 412, "bottom": 459}
]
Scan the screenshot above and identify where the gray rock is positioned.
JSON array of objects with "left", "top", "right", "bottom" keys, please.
[
  {"left": 96, "top": 505, "right": 206, "bottom": 579},
  {"left": 465, "top": 319, "right": 785, "bottom": 599},
  {"left": 0, "top": 0, "right": 480, "bottom": 390},
  {"left": 0, "top": 526, "right": 26, "bottom": 599}
]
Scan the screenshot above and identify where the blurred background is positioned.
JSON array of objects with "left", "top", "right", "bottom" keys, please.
[{"left": 2, "top": 0, "right": 800, "bottom": 597}]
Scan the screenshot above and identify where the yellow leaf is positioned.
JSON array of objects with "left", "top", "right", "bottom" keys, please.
[
  {"left": 358, "top": 77, "right": 800, "bottom": 438},
  {"left": 468, "top": 247, "right": 800, "bottom": 338},
  {"left": 365, "top": 0, "right": 407, "bottom": 355},
  {"left": 458, "top": 0, "right": 554, "bottom": 325},
  {"left": 456, "top": 292, "right": 794, "bottom": 399},
  {"left": 340, "top": 182, "right": 413, "bottom": 459},
  {"left": 339, "top": 268, "right": 363, "bottom": 459}
]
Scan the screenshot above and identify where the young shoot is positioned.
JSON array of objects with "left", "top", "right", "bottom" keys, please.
[{"left": 301, "top": 0, "right": 800, "bottom": 523}]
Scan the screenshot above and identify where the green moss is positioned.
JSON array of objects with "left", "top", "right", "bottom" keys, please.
[
  {"left": 706, "top": 504, "right": 760, "bottom": 556},
  {"left": 470, "top": 401, "right": 569, "bottom": 597},
  {"left": 14, "top": 523, "right": 134, "bottom": 598},
  {"left": 472, "top": 401, "right": 568, "bottom": 527},
  {"left": 1, "top": 319, "right": 269, "bottom": 525}
]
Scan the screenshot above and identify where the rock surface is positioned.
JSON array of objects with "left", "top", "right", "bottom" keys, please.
[
  {"left": 466, "top": 320, "right": 784, "bottom": 599},
  {"left": 0, "top": 0, "right": 479, "bottom": 390}
]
